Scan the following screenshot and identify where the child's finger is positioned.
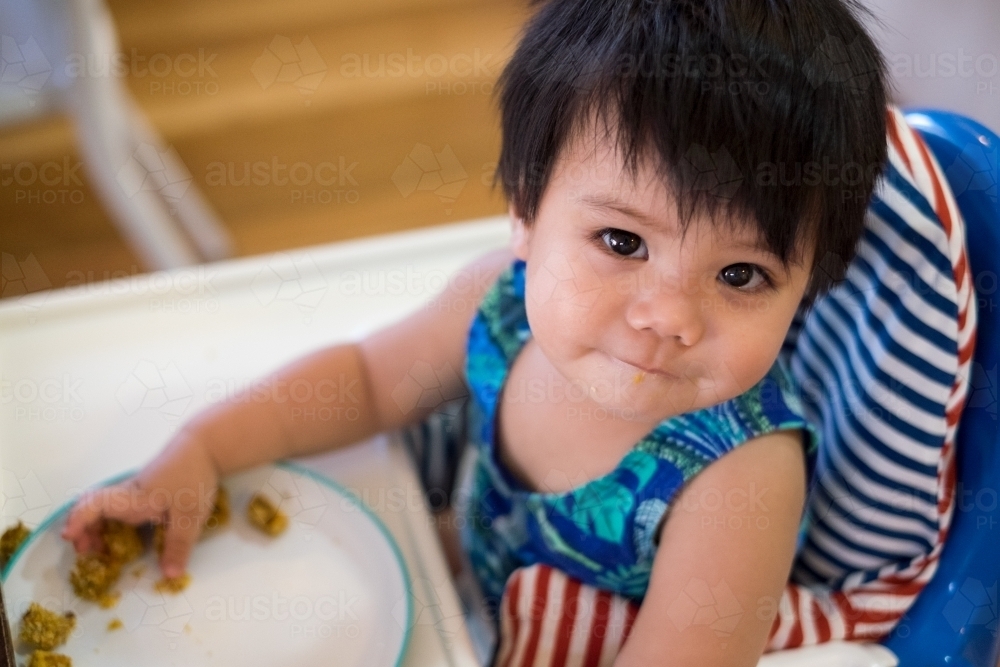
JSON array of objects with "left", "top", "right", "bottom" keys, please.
[
  {"left": 61, "top": 481, "right": 163, "bottom": 547},
  {"left": 61, "top": 487, "right": 115, "bottom": 545},
  {"left": 65, "top": 521, "right": 105, "bottom": 555},
  {"left": 158, "top": 508, "right": 203, "bottom": 579}
]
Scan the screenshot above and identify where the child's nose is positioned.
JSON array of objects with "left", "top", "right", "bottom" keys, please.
[{"left": 624, "top": 288, "right": 706, "bottom": 347}]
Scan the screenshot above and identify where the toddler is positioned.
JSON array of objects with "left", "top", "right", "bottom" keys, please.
[{"left": 63, "top": 0, "right": 889, "bottom": 663}]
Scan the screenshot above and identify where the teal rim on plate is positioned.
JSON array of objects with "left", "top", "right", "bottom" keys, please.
[{"left": 2, "top": 460, "right": 414, "bottom": 667}]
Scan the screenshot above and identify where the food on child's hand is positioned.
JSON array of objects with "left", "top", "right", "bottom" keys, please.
[
  {"left": 0, "top": 520, "right": 31, "bottom": 567},
  {"left": 247, "top": 494, "right": 288, "bottom": 536},
  {"left": 154, "top": 573, "right": 191, "bottom": 594},
  {"left": 152, "top": 523, "right": 164, "bottom": 557},
  {"left": 69, "top": 553, "right": 122, "bottom": 605},
  {"left": 18, "top": 603, "right": 76, "bottom": 650},
  {"left": 28, "top": 650, "right": 72, "bottom": 667},
  {"left": 152, "top": 485, "right": 229, "bottom": 557},
  {"left": 68, "top": 519, "right": 147, "bottom": 607},
  {"left": 100, "top": 519, "right": 144, "bottom": 565},
  {"left": 204, "top": 485, "right": 230, "bottom": 532}
]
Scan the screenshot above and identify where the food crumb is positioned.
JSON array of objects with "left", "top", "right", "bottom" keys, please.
[
  {"left": 107, "top": 618, "right": 123, "bottom": 631},
  {"left": 69, "top": 553, "right": 122, "bottom": 603},
  {"left": 184, "top": 623, "right": 192, "bottom": 634},
  {"left": 101, "top": 519, "right": 145, "bottom": 564},
  {"left": 0, "top": 520, "right": 31, "bottom": 567},
  {"left": 18, "top": 603, "right": 76, "bottom": 650},
  {"left": 28, "top": 650, "right": 72, "bottom": 667},
  {"left": 152, "top": 523, "right": 165, "bottom": 557},
  {"left": 247, "top": 494, "right": 288, "bottom": 536},
  {"left": 132, "top": 565, "right": 145, "bottom": 578},
  {"left": 154, "top": 572, "right": 191, "bottom": 594},
  {"left": 98, "top": 590, "right": 121, "bottom": 609},
  {"left": 152, "top": 486, "right": 230, "bottom": 555},
  {"left": 203, "top": 486, "right": 231, "bottom": 533}
]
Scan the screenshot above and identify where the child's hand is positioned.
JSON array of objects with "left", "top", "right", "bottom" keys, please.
[{"left": 60, "top": 433, "right": 219, "bottom": 579}]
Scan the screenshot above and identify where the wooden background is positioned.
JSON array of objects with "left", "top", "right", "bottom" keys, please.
[{"left": 0, "top": 0, "right": 529, "bottom": 293}]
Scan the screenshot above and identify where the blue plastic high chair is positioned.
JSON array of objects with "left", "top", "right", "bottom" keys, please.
[
  {"left": 400, "top": 110, "right": 1000, "bottom": 667},
  {"left": 877, "top": 110, "right": 1000, "bottom": 666}
]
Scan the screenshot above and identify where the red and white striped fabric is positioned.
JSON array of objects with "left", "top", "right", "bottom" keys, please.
[
  {"left": 495, "top": 565, "right": 640, "bottom": 667},
  {"left": 764, "top": 107, "right": 977, "bottom": 649},
  {"left": 492, "top": 107, "right": 978, "bottom": 664}
]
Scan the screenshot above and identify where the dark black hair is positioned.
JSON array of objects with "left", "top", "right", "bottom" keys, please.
[{"left": 495, "top": 0, "right": 889, "bottom": 298}]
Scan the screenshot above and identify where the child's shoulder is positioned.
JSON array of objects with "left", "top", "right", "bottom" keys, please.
[
  {"left": 718, "top": 360, "right": 818, "bottom": 458},
  {"left": 356, "top": 246, "right": 516, "bottom": 432},
  {"left": 644, "top": 360, "right": 816, "bottom": 463},
  {"left": 468, "top": 253, "right": 529, "bottom": 360},
  {"left": 719, "top": 359, "right": 811, "bottom": 430}
]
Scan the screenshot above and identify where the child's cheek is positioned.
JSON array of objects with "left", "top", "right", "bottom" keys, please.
[
  {"left": 524, "top": 249, "right": 606, "bottom": 314},
  {"left": 715, "top": 317, "right": 786, "bottom": 394}
]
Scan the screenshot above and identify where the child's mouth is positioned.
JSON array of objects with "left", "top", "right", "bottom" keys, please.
[{"left": 613, "top": 356, "right": 679, "bottom": 381}]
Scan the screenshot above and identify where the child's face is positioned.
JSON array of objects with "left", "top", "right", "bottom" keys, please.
[{"left": 509, "top": 126, "right": 814, "bottom": 425}]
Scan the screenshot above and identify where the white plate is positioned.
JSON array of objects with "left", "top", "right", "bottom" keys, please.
[{"left": 3, "top": 462, "right": 412, "bottom": 666}]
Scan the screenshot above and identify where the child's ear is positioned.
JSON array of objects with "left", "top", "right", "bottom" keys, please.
[{"left": 509, "top": 204, "right": 531, "bottom": 261}]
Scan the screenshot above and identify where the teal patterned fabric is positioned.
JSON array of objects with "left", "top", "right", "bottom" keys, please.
[{"left": 457, "top": 257, "right": 820, "bottom": 607}]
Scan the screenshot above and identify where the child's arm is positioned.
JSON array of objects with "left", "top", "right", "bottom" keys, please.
[
  {"left": 61, "top": 246, "right": 515, "bottom": 578},
  {"left": 613, "top": 429, "right": 808, "bottom": 667}
]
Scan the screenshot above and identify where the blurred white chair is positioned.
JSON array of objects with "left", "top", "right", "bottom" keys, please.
[{"left": 0, "top": 0, "right": 232, "bottom": 269}]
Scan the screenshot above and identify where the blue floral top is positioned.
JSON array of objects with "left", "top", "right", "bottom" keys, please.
[{"left": 456, "top": 257, "right": 819, "bottom": 607}]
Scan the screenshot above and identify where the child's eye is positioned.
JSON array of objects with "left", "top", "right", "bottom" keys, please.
[
  {"left": 719, "top": 263, "right": 773, "bottom": 292},
  {"left": 595, "top": 228, "right": 648, "bottom": 259}
]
